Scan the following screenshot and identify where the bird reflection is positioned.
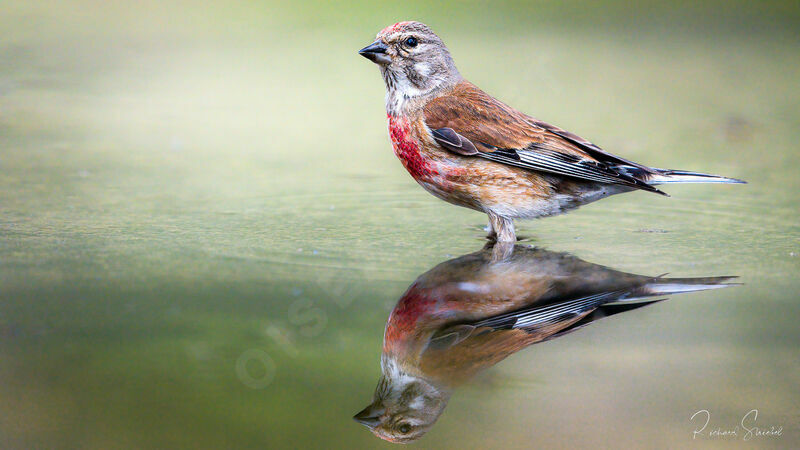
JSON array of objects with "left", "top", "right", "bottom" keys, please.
[{"left": 354, "top": 242, "right": 735, "bottom": 443}]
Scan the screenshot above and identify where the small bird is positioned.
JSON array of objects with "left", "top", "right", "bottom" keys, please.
[
  {"left": 359, "top": 22, "right": 744, "bottom": 242},
  {"left": 353, "top": 242, "right": 736, "bottom": 443}
]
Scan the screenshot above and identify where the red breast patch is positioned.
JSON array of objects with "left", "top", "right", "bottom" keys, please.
[{"left": 388, "top": 115, "right": 439, "bottom": 179}]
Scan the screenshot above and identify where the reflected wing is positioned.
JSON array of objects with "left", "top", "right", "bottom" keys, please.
[
  {"left": 468, "top": 273, "right": 736, "bottom": 334},
  {"left": 471, "top": 291, "right": 627, "bottom": 332}
]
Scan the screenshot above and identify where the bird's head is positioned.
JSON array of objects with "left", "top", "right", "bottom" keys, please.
[
  {"left": 353, "top": 360, "right": 450, "bottom": 444},
  {"left": 359, "top": 21, "right": 460, "bottom": 100}
]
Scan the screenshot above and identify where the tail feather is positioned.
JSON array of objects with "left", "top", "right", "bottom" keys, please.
[
  {"left": 636, "top": 276, "right": 739, "bottom": 297},
  {"left": 647, "top": 169, "right": 747, "bottom": 185},
  {"left": 607, "top": 275, "right": 738, "bottom": 304}
]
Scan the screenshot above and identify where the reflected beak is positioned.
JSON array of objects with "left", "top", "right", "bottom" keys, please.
[
  {"left": 353, "top": 404, "right": 384, "bottom": 428},
  {"left": 358, "top": 41, "right": 391, "bottom": 65}
]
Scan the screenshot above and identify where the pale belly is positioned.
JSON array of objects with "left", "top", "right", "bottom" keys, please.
[{"left": 412, "top": 162, "right": 627, "bottom": 220}]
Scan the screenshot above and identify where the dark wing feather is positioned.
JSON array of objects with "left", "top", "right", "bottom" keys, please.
[
  {"left": 431, "top": 127, "right": 478, "bottom": 155},
  {"left": 469, "top": 291, "right": 662, "bottom": 334},
  {"left": 529, "top": 120, "right": 657, "bottom": 174},
  {"left": 471, "top": 291, "right": 622, "bottom": 331},
  {"left": 424, "top": 81, "right": 665, "bottom": 195}
]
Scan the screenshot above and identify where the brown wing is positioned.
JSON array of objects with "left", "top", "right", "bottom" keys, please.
[{"left": 424, "top": 80, "right": 665, "bottom": 195}]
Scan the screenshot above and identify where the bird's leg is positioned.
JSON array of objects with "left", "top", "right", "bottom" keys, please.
[
  {"left": 486, "top": 219, "right": 496, "bottom": 238},
  {"left": 490, "top": 240, "right": 515, "bottom": 262},
  {"left": 487, "top": 212, "right": 516, "bottom": 243}
]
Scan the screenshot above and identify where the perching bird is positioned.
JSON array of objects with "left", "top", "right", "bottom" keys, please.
[
  {"left": 358, "top": 21, "right": 744, "bottom": 242},
  {"left": 353, "top": 242, "right": 736, "bottom": 443}
]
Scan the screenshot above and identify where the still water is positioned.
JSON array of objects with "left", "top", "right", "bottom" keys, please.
[{"left": 1, "top": 1, "right": 799, "bottom": 448}]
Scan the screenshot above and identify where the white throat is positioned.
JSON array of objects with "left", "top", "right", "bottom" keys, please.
[{"left": 381, "top": 64, "right": 452, "bottom": 116}]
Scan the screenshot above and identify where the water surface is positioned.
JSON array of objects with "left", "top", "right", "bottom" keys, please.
[{"left": 1, "top": 1, "right": 798, "bottom": 448}]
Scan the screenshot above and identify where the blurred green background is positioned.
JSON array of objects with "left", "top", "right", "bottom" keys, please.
[{"left": 1, "top": 0, "right": 799, "bottom": 448}]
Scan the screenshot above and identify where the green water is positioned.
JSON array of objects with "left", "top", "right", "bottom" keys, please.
[{"left": 1, "top": 1, "right": 799, "bottom": 448}]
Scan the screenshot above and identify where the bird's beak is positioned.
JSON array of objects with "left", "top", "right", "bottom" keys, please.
[
  {"left": 358, "top": 40, "right": 391, "bottom": 65},
  {"left": 353, "top": 404, "right": 384, "bottom": 428}
]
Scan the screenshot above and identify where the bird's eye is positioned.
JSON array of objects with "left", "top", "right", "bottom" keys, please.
[
  {"left": 404, "top": 37, "right": 418, "bottom": 47},
  {"left": 398, "top": 423, "right": 412, "bottom": 434}
]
